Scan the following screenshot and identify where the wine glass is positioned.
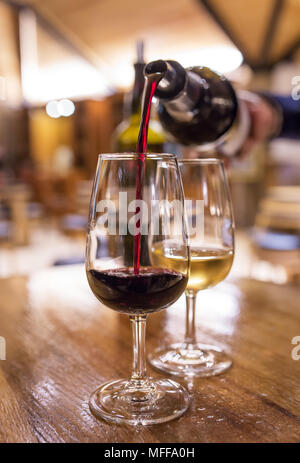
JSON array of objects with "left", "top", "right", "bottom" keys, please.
[
  {"left": 149, "top": 159, "right": 235, "bottom": 377},
  {"left": 86, "top": 153, "right": 190, "bottom": 425}
]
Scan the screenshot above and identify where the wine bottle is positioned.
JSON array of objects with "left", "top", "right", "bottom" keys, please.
[
  {"left": 144, "top": 60, "right": 250, "bottom": 156},
  {"left": 113, "top": 42, "right": 166, "bottom": 152}
]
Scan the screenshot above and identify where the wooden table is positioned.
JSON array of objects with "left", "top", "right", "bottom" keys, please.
[{"left": 0, "top": 265, "right": 299, "bottom": 443}]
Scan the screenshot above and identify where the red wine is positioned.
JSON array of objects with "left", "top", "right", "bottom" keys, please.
[
  {"left": 133, "top": 61, "right": 167, "bottom": 275},
  {"left": 87, "top": 267, "right": 188, "bottom": 314}
]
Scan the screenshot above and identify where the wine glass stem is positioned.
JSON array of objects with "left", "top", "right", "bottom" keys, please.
[
  {"left": 130, "top": 315, "right": 147, "bottom": 382},
  {"left": 185, "top": 291, "right": 197, "bottom": 345}
]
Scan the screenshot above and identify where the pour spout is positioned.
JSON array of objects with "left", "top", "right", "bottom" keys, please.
[{"left": 144, "top": 59, "right": 187, "bottom": 99}]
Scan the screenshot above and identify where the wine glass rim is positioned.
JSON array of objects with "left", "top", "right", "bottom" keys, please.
[
  {"left": 179, "top": 158, "right": 224, "bottom": 165},
  {"left": 98, "top": 152, "right": 177, "bottom": 160}
]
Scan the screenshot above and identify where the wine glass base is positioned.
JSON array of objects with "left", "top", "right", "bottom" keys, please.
[
  {"left": 89, "top": 378, "right": 190, "bottom": 425},
  {"left": 148, "top": 343, "right": 232, "bottom": 377}
]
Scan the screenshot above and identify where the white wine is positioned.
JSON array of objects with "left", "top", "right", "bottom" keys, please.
[
  {"left": 151, "top": 245, "right": 233, "bottom": 292},
  {"left": 187, "top": 247, "right": 233, "bottom": 291},
  {"left": 150, "top": 243, "right": 188, "bottom": 275}
]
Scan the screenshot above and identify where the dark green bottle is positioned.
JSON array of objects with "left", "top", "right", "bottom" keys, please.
[{"left": 113, "top": 42, "right": 165, "bottom": 153}]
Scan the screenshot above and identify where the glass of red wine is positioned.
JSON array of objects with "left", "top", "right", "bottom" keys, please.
[{"left": 86, "top": 153, "right": 190, "bottom": 425}]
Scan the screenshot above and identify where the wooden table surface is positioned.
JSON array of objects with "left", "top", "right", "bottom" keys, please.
[{"left": 0, "top": 264, "right": 299, "bottom": 443}]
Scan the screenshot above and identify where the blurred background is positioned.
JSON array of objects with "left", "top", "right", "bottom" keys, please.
[{"left": 0, "top": 0, "right": 299, "bottom": 284}]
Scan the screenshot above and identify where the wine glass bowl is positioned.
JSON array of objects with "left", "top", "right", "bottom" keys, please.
[
  {"left": 86, "top": 153, "right": 190, "bottom": 425},
  {"left": 148, "top": 159, "right": 235, "bottom": 377}
]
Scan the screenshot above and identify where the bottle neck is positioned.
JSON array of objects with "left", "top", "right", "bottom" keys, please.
[
  {"left": 147, "top": 60, "right": 210, "bottom": 123},
  {"left": 125, "top": 62, "right": 145, "bottom": 119},
  {"left": 163, "top": 70, "right": 206, "bottom": 123}
]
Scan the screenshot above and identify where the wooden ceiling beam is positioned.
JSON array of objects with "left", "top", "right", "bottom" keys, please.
[
  {"left": 198, "top": 0, "right": 300, "bottom": 71},
  {"left": 260, "top": 0, "right": 284, "bottom": 66},
  {"left": 198, "top": 0, "right": 254, "bottom": 68},
  {"left": 2, "top": 0, "right": 110, "bottom": 73}
]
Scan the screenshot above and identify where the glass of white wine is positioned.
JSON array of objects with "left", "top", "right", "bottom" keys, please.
[{"left": 149, "top": 159, "right": 234, "bottom": 377}]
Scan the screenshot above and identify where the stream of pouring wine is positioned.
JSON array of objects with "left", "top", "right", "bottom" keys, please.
[{"left": 133, "top": 69, "right": 165, "bottom": 275}]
